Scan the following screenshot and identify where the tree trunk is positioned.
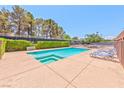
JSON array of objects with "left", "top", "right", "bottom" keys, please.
[
  {"left": 2, "top": 23, "right": 6, "bottom": 31},
  {"left": 30, "top": 23, "right": 32, "bottom": 36},
  {"left": 27, "top": 27, "right": 30, "bottom": 37},
  {"left": 17, "top": 21, "right": 21, "bottom": 36}
]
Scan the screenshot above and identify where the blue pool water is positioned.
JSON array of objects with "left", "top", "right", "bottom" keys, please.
[{"left": 27, "top": 47, "right": 89, "bottom": 64}]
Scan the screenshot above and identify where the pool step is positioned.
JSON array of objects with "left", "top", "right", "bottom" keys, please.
[
  {"left": 35, "top": 54, "right": 64, "bottom": 64},
  {"left": 35, "top": 54, "right": 64, "bottom": 60},
  {"left": 40, "top": 57, "right": 58, "bottom": 64}
]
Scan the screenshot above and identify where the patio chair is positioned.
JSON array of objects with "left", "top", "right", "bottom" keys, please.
[
  {"left": 90, "top": 48, "right": 119, "bottom": 62},
  {"left": 87, "top": 45, "right": 100, "bottom": 48}
]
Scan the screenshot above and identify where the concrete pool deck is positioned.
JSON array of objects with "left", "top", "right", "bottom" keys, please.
[{"left": 0, "top": 47, "right": 124, "bottom": 88}]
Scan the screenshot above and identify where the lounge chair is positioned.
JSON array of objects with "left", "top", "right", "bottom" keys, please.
[
  {"left": 84, "top": 44, "right": 101, "bottom": 48},
  {"left": 90, "top": 48, "right": 119, "bottom": 62}
]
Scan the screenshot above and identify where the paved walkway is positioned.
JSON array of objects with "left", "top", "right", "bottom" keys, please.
[{"left": 0, "top": 48, "right": 124, "bottom": 88}]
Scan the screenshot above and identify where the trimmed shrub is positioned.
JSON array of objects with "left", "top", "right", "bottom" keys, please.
[
  {"left": 6, "top": 40, "right": 33, "bottom": 52},
  {"left": 35, "top": 41, "right": 70, "bottom": 49},
  {"left": 0, "top": 38, "right": 6, "bottom": 59}
]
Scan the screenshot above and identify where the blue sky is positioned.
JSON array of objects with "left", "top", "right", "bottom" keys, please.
[{"left": 0, "top": 5, "right": 124, "bottom": 39}]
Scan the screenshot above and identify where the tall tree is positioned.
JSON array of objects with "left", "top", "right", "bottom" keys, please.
[
  {"left": 0, "top": 5, "right": 67, "bottom": 39},
  {"left": 10, "top": 5, "right": 25, "bottom": 35},
  {"left": 24, "top": 12, "right": 35, "bottom": 36},
  {"left": 0, "top": 8, "right": 10, "bottom": 34}
]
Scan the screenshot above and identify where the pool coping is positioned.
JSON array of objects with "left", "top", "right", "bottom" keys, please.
[
  {"left": 26, "top": 47, "right": 90, "bottom": 53},
  {"left": 27, "top": 47, "right": 90, "bottom": 64}
]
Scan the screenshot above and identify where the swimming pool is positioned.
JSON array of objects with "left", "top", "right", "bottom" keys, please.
[{"left": 27, "top": 47, "right": 89, "bottom": 64}]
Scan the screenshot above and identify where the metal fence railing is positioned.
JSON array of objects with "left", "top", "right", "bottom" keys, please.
[{"left": 0, "top": 35, "right": 69, "bottom": 42}]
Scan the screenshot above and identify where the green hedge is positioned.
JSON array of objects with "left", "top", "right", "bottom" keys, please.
[
  {"left": 35, "top": 41, "right": 70, "bottom": 49},
  {"left": 0, "top": 38, "right": 70, "bottom": 53},
  {"left": 6, "top": 40, "right": 33, "bottom": 52},
  {"left": 0, "top": 38, "right": 6, "bottom": 59}
]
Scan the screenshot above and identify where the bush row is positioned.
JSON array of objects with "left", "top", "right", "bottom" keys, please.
[
  {"left": 0, "top": 38, "right": 70, "bottom": 54},
  {"left": 35, "top": 41, "right": 70, "bottom": 49},
  {"left": 6, "top": 40, "right": 33, "bottom": 52},
  {"left": 0, "top": 38, "right": 6, "bottom": 59}
]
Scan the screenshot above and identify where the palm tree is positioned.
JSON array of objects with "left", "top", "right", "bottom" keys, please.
[
  {"left": 34, "top": 18, "right": 43, "bottom": 37},
  {"left": 43, "top": 19, "right": 63, "bottom": 39},
  {"left": 42, "top": 19, "right": 50, "bottom": 38},
  {"left": 58, "top": 26, "right": 65, "bottom": 39},
  {"left": 26, "top": 12, "right": 34, "bottom": 36},
  {"left": 52, "top": 24, "right": 59, "bottom": 38},
  {"left": 44, "top": 19, "right": 54, "bottom": 38}
]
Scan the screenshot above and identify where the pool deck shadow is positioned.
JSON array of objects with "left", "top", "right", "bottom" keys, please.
[{"left": 0, "top": 47, "right": 124, "bottom": 88}]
